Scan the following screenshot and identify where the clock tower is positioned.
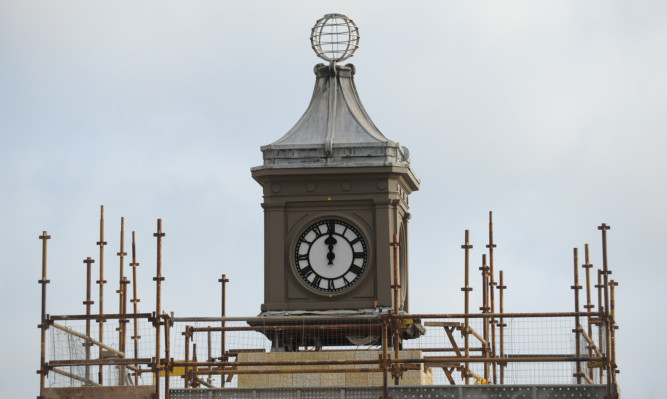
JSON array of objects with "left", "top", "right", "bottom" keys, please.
[{"left": 251, "top": 14, "right": 419, "bottom": 318}]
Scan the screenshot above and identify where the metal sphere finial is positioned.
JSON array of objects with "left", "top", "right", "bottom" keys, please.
[{"left": 310, "top": 14, "right": 360, "bottom": 63}]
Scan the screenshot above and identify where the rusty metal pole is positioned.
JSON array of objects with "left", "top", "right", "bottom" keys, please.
[
  {"left": 595, "top": 269, "right": 604, "bottom": 384},
  {"left": 479, "top": 254, "right": 490, "bottom": 381},
  {"left": 207, "top": 331, "right": 213, "bottom": 385},
  {"left": 38, "top": 232, "right": 51, "bottom": 398},
  {"left": 497, "top": 270, "right": 507, "bottom": 384},
  {"left": 486, "top": 212, "right": 497, "bottom": 384},
  {"left": 582, "top": 244, "right": 595, "bottom": 382},
  {"left": 83, "top": 257, "right": 95, "bottom": 385},
  {"left": 391, "top": 234, "right": 401, "bottom": 315},
  {"left": 96, "top": 205, "right": 108, "bottom": 385},
  {"left": 164, "top": 313, "right": 171, "bottom": 399},
  {"left": 117, "top": 217, "right": 126, "bottom": 316},
  {"left": 153, "top": 219, "right": 166, "bottom": 398},
  {"left": 381, "top": 316, "right": 389, "bottom": 399},
  {"left": 116, "top": 217, "right": 127, "bottom": 385},
  {"left": 192, "top": 343, "right": 199, "bottom": 388},
  {"left": 129, "top": 231, "right": 141, "bottom": 385},
  {"left": 183, "top": 326, "right": 191, "bottom": 388},
  {"left": 460, "top": 230, "right": 473, "bottom": 384},
  {"left": 609, "top": 279, "right": 618, "bottom": 382},
  {"left": 120, "top": 277, "right": 129, "bottom": 383},
  {"left": 571, "top": 248, "right": 582, "bottom": 384},
  {"left": 390, "top": 234, "right": 401, "bottom": 385},
  {"left": 598, "top": 223, "right": 612, "bottom": 396},
  {"left": 218, "top": 274, "right": 229, "bottom": 388}
]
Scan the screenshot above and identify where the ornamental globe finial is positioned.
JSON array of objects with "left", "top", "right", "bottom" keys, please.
[{"left": 310, "top": 14, "right": 360, "bottom": 63}]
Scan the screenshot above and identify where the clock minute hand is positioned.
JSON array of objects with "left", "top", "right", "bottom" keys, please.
[{"left": 325, "top": 233, "right": 337, "bottom": 265}]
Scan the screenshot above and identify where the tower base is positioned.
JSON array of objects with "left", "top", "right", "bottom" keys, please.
[{"left": 236, "top": 350, "right": 432, "bottom": 388}]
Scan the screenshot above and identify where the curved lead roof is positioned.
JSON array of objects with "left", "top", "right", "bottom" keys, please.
[{"left": 253, "top": 64, "right": 412, "bottom": 170}]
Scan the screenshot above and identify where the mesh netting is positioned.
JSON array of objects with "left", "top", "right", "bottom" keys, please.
[{"left": 46, "top": 313, "right": 609, "bottom": 392}]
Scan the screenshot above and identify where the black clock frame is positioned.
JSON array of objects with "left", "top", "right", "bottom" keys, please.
[{"left": 293, "top": 219, "right": 369, "bottom": 293}]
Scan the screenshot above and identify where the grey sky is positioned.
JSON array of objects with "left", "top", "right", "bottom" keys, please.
[{"left": 1, "top": 1, "right": 665, "bottom": 397}]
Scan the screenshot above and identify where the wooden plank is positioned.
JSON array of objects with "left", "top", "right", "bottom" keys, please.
[
  {"left": 42, "top": 386, "right": 154, "bottom": 399},
  {"left": 424, "top": 322, "right": 462, "bottom": 327}
]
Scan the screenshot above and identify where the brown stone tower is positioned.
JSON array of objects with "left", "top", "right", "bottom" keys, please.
[{"left": 251, "top": 58, "right": 419, "bottom": 315}]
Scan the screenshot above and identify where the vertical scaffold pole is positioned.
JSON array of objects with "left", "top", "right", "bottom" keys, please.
[
  {"left": 597, "top": 223, "right": 612, "bottom": 395},
  {"left": 381, "top": 315, "right": 389, "bottom": 399},
  {"left": 497, "top": 270, "right": 507, "bottom": 384},
  {"left": 129, "top": 231, "right": 141, "bottom": 385},
  {"left": 164, "top": 312, "right": 171, "bottom": 399},
  {"left": 116, "top": 217, "right": 127, "bottom": 385},
  {"left": 572, "top": 248, "right": 582, "bottom": 384},
  {"left": 83, "top": 257, "right": 95, "bottom": 385},
  {"left": 153, "top": 219, "right": 166, "bottom": 398},
  {"left": 460, "top": 230, "right": 473, "bottom": 384},
  {"left": 183, "top": 326, "right": 191, "bottom": 388},
  {"left": 390, "top": 234, "right": 401, "bottom": 385},
  {"left": 38, "top": 231, "right": 51, "bottom": 398},
  {"left": 486, "top": 212, "right": 497, "bottom": 384},
  {"left": 192, "top": 344, "right": 199, "bottom": 388},
  {"left": 391, "top": 234, "right": 401, "bottom": 314},
  {"left": 479, "top": 254, "right": 490, "bottom": 381},
  {"left": 219, "top": 274, "right": 229, "bottom": 388},
  {"left": 207, "top": 331, "right": 213, "bottom": 385},
  {"left": 609, "top": 279, "right": 619, "bottom": 381},
  {"left": 96, "top": 205, "right": 108, "bottom": 385},
  {"left": 121, "top": 277, "right": 129, "bottom": 379},
  {"left": 582, "top": 244, "right": 595, "bottom": 382},
  {"left": 595, "top": 269, "right": 604, "bottom": 384}
]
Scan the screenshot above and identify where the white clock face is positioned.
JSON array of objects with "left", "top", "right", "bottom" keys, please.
[{"left": 294, "top": 219, "right": 368, "bottom": 292}]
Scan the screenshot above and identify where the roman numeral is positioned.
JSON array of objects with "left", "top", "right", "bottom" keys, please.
[
  {"left": 301, "top": 266, "right": 314, "bottom": 277},
  {"left": 353, "top": 252, "right": 365, "bottom": 259},
  {"left": 350, "top": 237, "right": 360, "bottom": 245},
  {"left": 296, "top": 254, "right": 309, "bottom": 261},
  {"left": 349, "top": 265, "right": 364, "bottom": 275},
  {"left": 328, "top": 279, "right": 336, "bottom": 290},
  {"left": 313, "top": 275, "right": 322, "bottom": 287}
]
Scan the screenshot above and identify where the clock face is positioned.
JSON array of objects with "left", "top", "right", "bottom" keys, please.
[{"left": 294, "top": 219, "right": 368, "bottom": 292}]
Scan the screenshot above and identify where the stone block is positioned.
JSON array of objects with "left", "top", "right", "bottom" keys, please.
[
  {"left": 368, "top": 371, "right": 384, "bottom": 386},
  {"left": 237, "top": 349, "right": 431, "bottom": 388},
  {"left": 293, "top": 372, "right": 320, "bottom": 387},
  {"left": 330, "top": 350, "right": 354, "bottom": 370},
  {"left": 400, "top": 368, "right": 422, "bottom": 385},
  {"left": 321, "top": 372, "right": 345, "bottom": 386},
  {"left": 238, "top": 372, "right": 269, "bottom": 388},
  {"left": 422, "top": 367, "right": 434, "bottom": 385},
  {"left": 345, "top": 371, "right": 369, "bottom": 386},
  {"left": 268, "top": 373, "right": 293, "bottom": 387},
  {"left": 353, "top": 350, "right": 379, "bottom": 369}
]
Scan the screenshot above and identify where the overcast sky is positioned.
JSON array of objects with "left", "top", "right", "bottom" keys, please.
[{"left": 1, "top": 1, "right": 665, "bottom": 398}]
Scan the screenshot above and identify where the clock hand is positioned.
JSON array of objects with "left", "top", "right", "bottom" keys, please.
[{"left": 325, "top": 233, "right": 337, "bottom": 265}]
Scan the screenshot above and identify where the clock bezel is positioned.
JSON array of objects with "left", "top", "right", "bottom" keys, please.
[{"left": 290, "top": 216, "right": 372, "bottom": 297}]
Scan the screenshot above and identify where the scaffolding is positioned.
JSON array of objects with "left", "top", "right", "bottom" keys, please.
[{"left": 36, "top": 208, "right": 620, "bottom": 399}]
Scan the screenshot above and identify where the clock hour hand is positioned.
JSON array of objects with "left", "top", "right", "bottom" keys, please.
[{"left": 325, "top": 233, "right": 337, "bottom": 265}]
